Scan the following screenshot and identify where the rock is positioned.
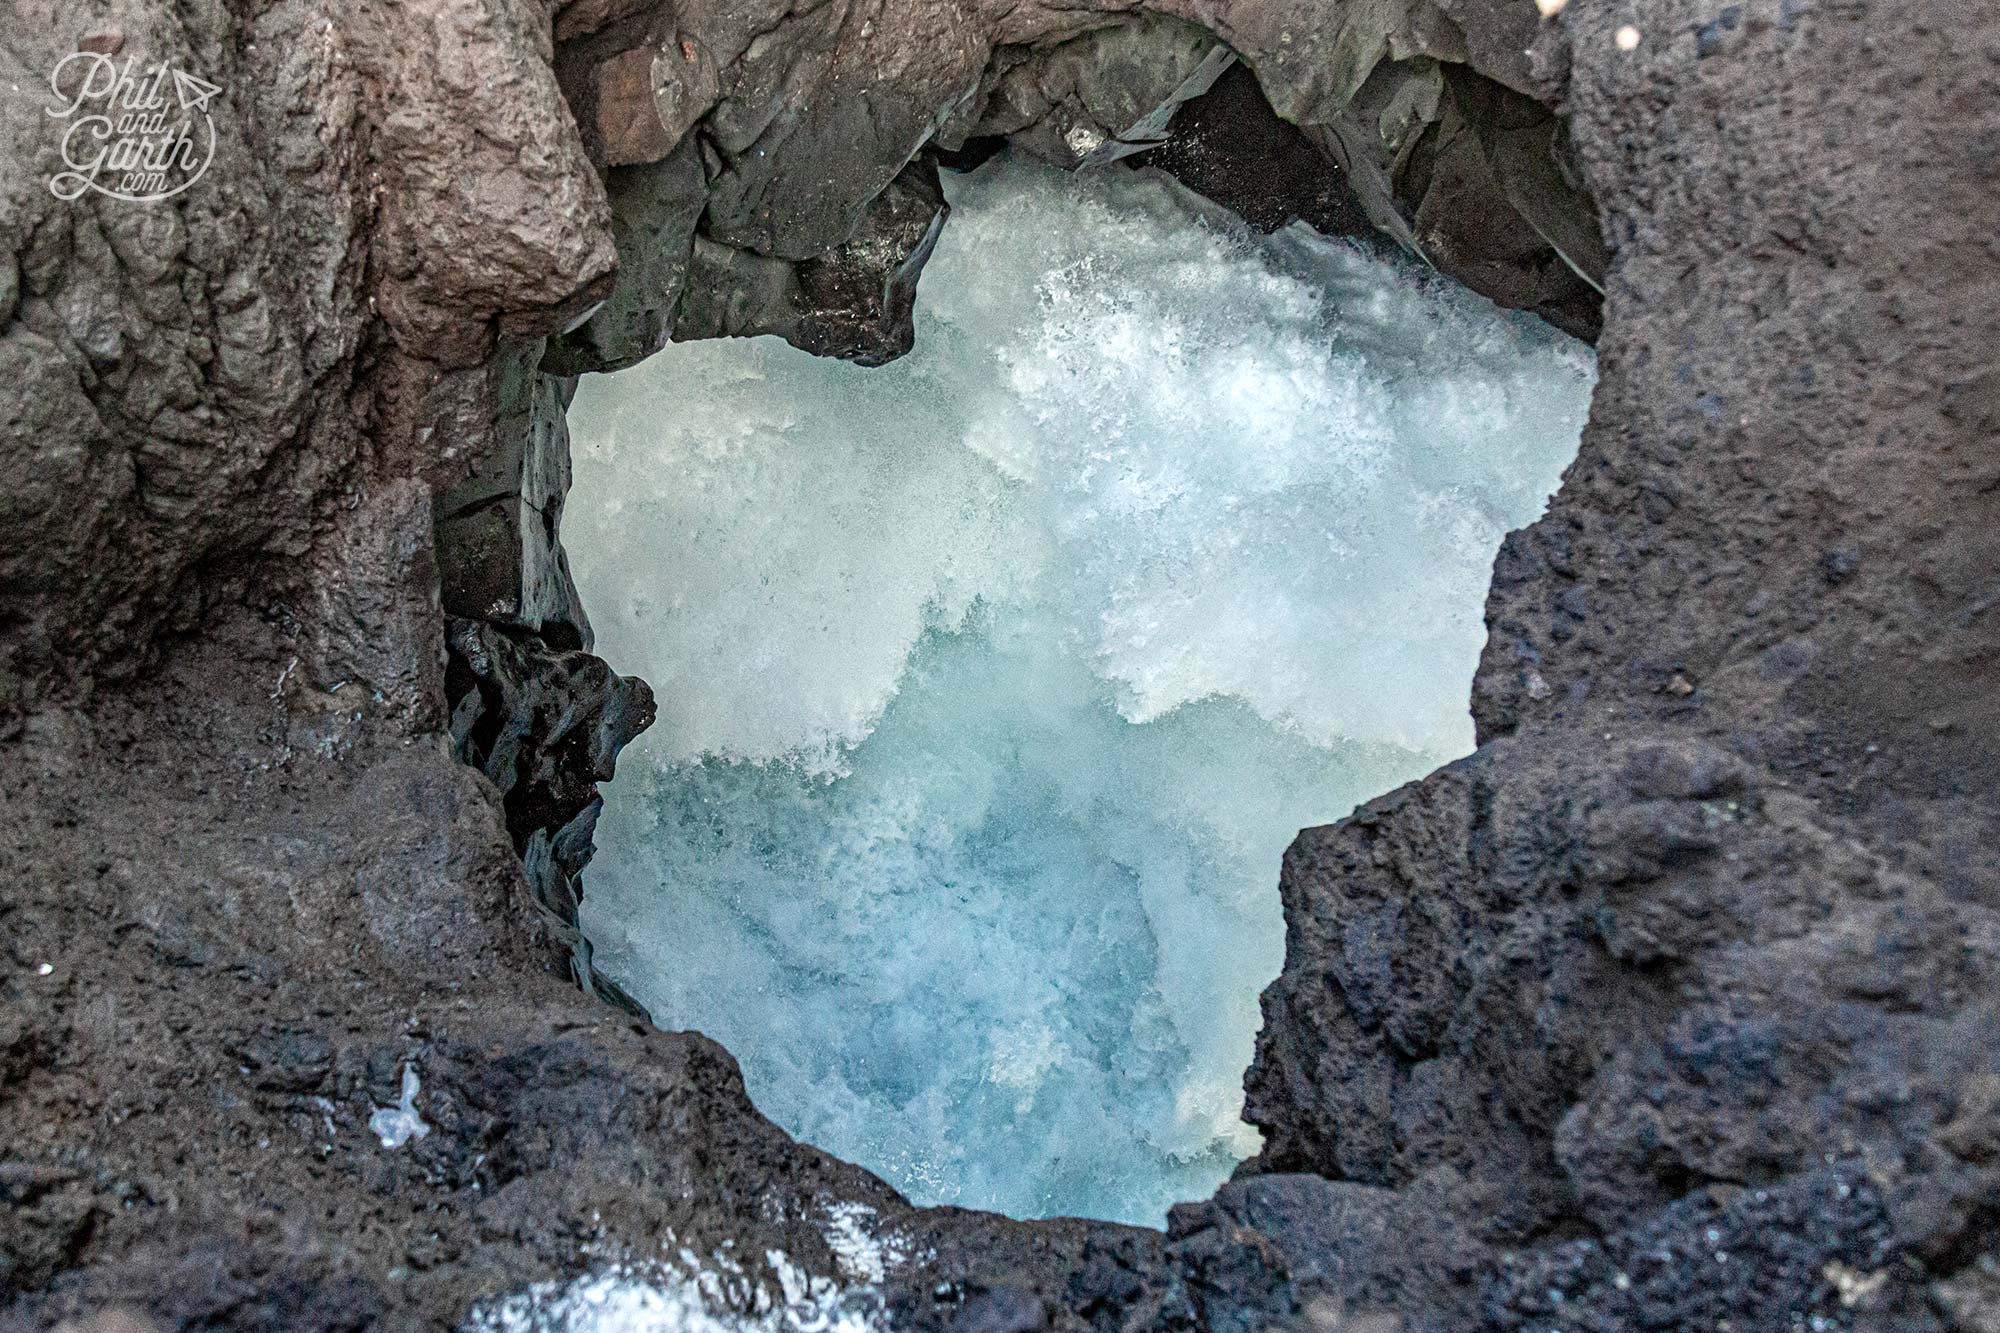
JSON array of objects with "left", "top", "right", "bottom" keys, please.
[
  {"left": 1447, "top": 66, "right": 1607, "bottom": 301},
  {"left": 650, "top": 35, "right": 723, "bottom": 157},
  {"left": 352, "top": 0, "right": 617, "bottom": 366},
  {"left": 3, "top": 0, "right": 1998, "bottom": 1326},
  {"left": 232, "top": 1030, "right": 336, "bottom": 1095},
  {"left": 559, "top": 25, "right": 721, "bottom": 171},
  {"left": 1250, "top": 0, "right": 2000, "bottom": 1318},
  {"left": 1145, "top": 62, "right": 1375, "bottom": 240},
  {"left": 307, "top": 480, "right": 447, "bottom": 731},
  {"left": 1306, "top": 58, "right": 1603, "bottom": 339},
  {"left": 786, "top": 157, "right": 951, "bottom": 366},
  {"left": 1481, "top": 1162, "right": 1911, "bottom": 1332},
  {"left": 533, "top": 0, "right": 1605, "bottom": 403},
  {"left": 540, "top": 139, "right": 710, "bottom": 376},
  {"left": 593, "top": 45, "right": 674, "bottom": 165},
  {"left": 1429, "top": 0, "right": 1540, "bottom": 96},
  {"left": 955, "top": 16, "right": 1234, "bottom": 169},
  {"left": 1168, "top": 1171, "right": 1488, "bottom": 1329},
  {"left": 1933, "top": 1258, "right": 2000, "bottom": 1333},
  {"left": 687, "top": 0, "right": 980, "bottom": 262},
  {"left": 1249, "top": 726, "right": 2000, "bottom": 1252},
  {"left": 675, "top": 154, "right": 951, "bottom": 366},
  {"left": 0, "top": 1162, "right": 98, "bottom": 1299},
  {"left": 444, "top": 617, "right": 655, "bottom": 1006},
  {"left": 434, "top": 352, "right": 592, "bottom": 646},
  {"left": 444, "top": 618, "right": 652, "bottom": 850},
  {"left": 949, "top": 1286, "right": 1048, "bottom": 1333}
]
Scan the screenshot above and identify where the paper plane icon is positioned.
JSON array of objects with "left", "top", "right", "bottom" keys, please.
[{"left": 172, "top": 68, "right": 221, "bottom": 113}]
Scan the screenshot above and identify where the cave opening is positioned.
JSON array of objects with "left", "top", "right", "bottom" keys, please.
[{"left": 558, "top": 152, "right": 1594, "bottom": 1226}]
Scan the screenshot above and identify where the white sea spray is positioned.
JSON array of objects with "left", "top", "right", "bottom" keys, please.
[
  {"left": 464, "top": 1251, "right": 882, "bottom": 1333},
  {"left": 564, "top": 156, "right": 1594, "bottom": 1224}
]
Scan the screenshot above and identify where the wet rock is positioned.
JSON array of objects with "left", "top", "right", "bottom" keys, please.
[
  {"left": 956, "top": 16, "right": 1234, "bottom": 169},
  {"left": 688, "top": 1, "right": 978, "bottom": 263},
  {"left": 532, "top": 0, "right": 1607, "bottom": 399},
  {"left": 444, "top": 620, "right": 652, "bottom": 852},
  {"left": 541, "top": 142, "right": 708, "bottom": 376},
  {"left": 4, "top": 0, "right": 1998, "bottom": 1327},
  {"left": 675, "top": 154, "right": 951, "bottom": 366},
  {"left": 434, "top": 353, "right": 591, "bottom": 645},
  {"left": 1146, "top": 63, "right": 1375, "bottom": 240},
  {"left": 786, "top": 158, "right": 951, "bottom": 366},
  {"left": 444, "top": 617, "right": 655, "bottom": 1008}
]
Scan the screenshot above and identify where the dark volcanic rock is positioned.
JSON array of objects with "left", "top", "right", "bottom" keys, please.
[
  {"left": 0, "top": 650, "right": 1197, "bottom": 1332},
  {"left": 1146, "top": 63, "right": 1376, "bottom": 241},
  {"left": 673, "top": 154, "right": 953, "bottom": 367},
  {"left": 539, "top": 145, "right": 709, "bottom": 377},
  {"left": 3, "top": 0, "right": 1998, "bottom": 1329},
  {"left": 536, "top": 0, "right": 1607, "bottom": 384},
  {"left": 1482, "top": 1161, "right": 1915, "bottom": 1333},
  {"left": 951, "top": 16, "right": 1235, "bottom": 170},
  {"left": 1246, "top": 0, "right": 2000, "bottom": 1323},
  {"left": 1168, "top": 1170, "right": 1487, "bottom": 1331},
  {"left": 444, "top": 616, "right": 655, "bottom": 1014}
]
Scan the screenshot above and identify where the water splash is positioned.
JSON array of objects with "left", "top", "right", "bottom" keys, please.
[
  {"left": 564, "top": 155, "right": 1593, "bottom": 1223},
  {"left": 464, "top": 1252, "right": 883, "bottom": 1333}
]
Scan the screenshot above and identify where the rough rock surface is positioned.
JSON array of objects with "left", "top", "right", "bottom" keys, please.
[
  {"left": 433, "top": 350, "right": 594, "bottom": 647},
  {"left": 1244, "top": 0, "right": 2000, "bottom": 1325},
  {"left": 444, "top": 615, "right": 655, "bottom": 1016},
  {"left": 1145, "top": 63, "right": 1377, "bottom": 241},
  {"left": 534, "top": 0, "right": 1605, "bottom": 383},
  {"left": 0, "top": 650, "right": 1245, "bottom": 1332},
  {"left": 2, "top": 0, "right": 1996, "bottom": 1331}
]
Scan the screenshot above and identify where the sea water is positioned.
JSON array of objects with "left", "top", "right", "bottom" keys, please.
[{"left": 563, "top": 155, "right": 1593, "bottom": 1225}]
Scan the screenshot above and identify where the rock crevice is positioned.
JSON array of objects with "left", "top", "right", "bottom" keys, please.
[{"left": 2, "top": 0, "right": 1995, "bottom": 1328}]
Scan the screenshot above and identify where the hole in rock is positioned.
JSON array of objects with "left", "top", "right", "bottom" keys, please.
[{"left": 563, "top": 155, "right": 1595, "bottom": 1225}]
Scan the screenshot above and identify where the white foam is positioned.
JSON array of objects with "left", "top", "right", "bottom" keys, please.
[
  {"left": 820, "top": 1203, "right": 914, "bottom": 1285},
  {"left": 464, "top": 1253, "right": 879, "bottom": 1333},
  {"left": 564, "top": 156, "right": 1593, "bottom": 1223}
]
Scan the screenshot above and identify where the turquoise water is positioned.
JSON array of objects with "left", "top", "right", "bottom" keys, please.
[{"left": 563, "top": 156, "right": 1593, "bottom": 1224}]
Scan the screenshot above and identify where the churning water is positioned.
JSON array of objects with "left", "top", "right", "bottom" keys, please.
[{"left": 564, "top": 155, "right": 1594, "bottom": 1225}]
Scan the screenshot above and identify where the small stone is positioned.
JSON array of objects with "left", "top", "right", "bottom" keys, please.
[
  {"left": 1666, "top": 674, "right": 1695, "bottom": 697},
  {"left": 1616, "top": 25, "right": 1642, "bottom": 50}
]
